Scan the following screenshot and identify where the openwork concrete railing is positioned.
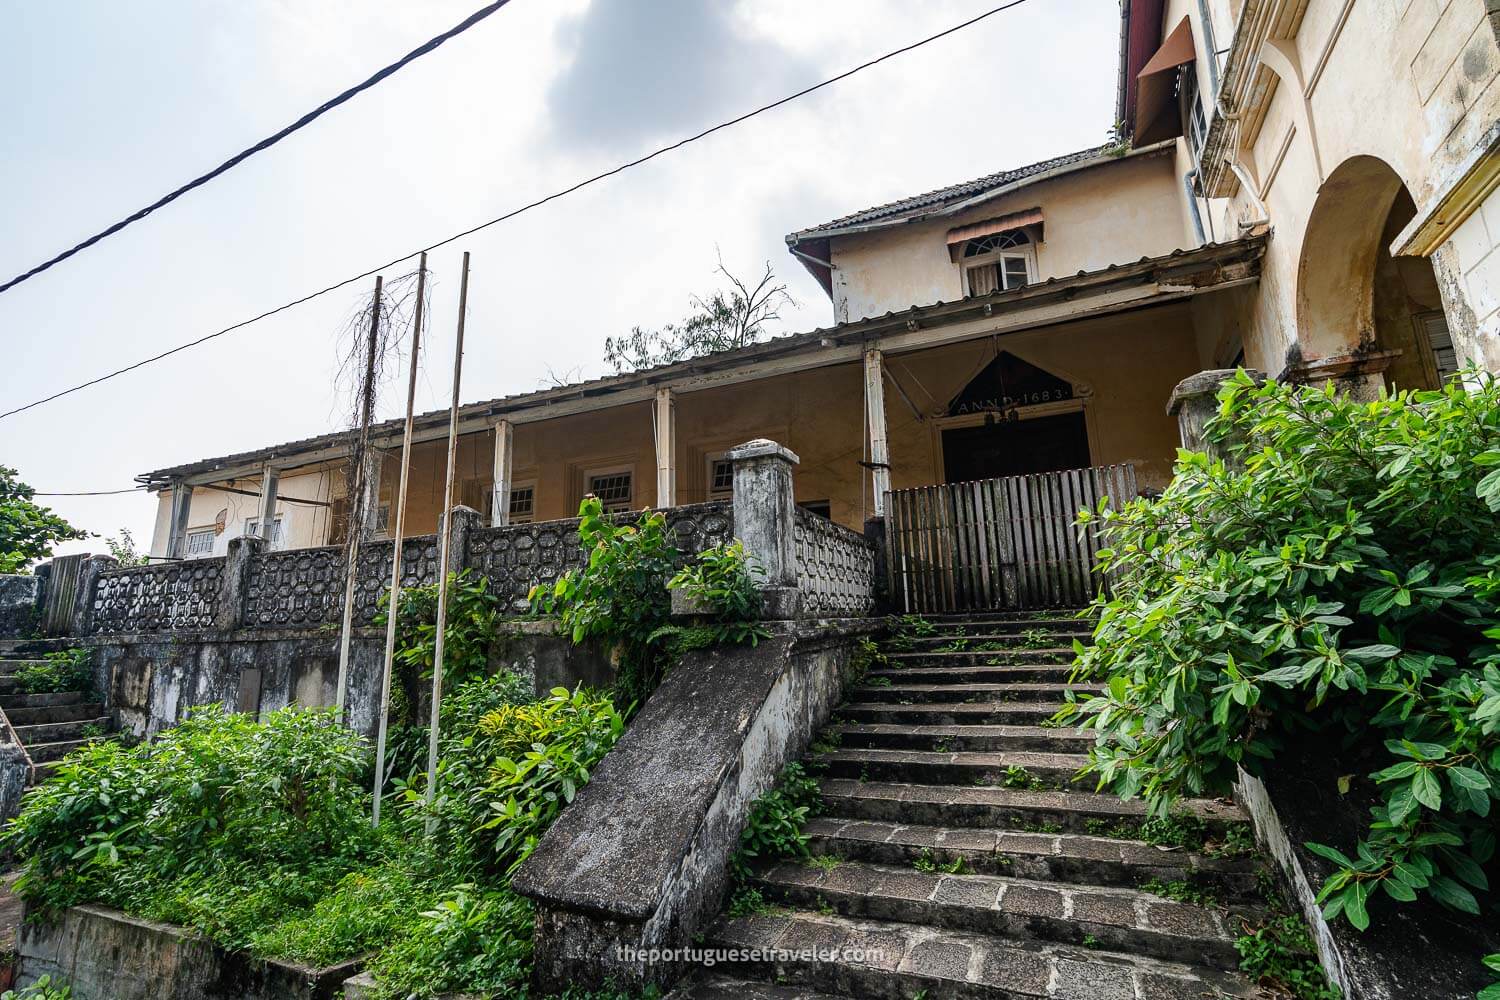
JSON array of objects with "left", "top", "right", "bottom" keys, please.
[
  {"left": 794, "top": 507, "right": 877, "bottom": 617},
  {"left": 40, "top": 439, "right": 892, "bottom": 638},
  {"left": 92, "top": 559, "right": 223, "bottom": 634}
]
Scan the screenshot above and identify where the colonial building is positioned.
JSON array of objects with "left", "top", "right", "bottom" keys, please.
[{"left": 142, "top": 0, "right": 1500, "bottom": 564}]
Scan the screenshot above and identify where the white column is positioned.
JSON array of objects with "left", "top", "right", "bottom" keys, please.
[
  {"left": 491, "top": 419, "right": 513, "bottom": 527},
  {"left": 361, "top": 451, "right": 384, "bottom": 537},
  {"left": 655, "top": 387, "right": 676, "bottom": 508},
  {"left": 256, "top": 466, "right": 280, "bottom": 544},
  {"left": 166, "top": 483, "right": 193, "bottom": 559},
  {"left": 864, "top": 349, "right": 892, "bottom": 516}
]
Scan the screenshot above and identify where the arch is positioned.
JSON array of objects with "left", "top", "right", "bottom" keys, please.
[
  {"left": 1295, "top": 156, "right": 1409, "bottom": 360},
  {"left": 1295, "top": 155, "right": 1449, "bottom": 389}
]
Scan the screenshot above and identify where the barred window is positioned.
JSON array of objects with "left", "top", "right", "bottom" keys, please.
[
  {"left": 244, "top": 516, "right": 284, "bottom": 543},
  {"left": 509, "top": 484, "right": 536, "bottom": 523},
  {"left": 587, "top": 471, "right": 633, "bottom": 513},
  {"left": 186, "top": 529, "right": 215, "bottom": 555}
]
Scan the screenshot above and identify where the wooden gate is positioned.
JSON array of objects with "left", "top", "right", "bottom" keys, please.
[{"left": 884, "top": 464, "right": 1137, "bottom": 613}]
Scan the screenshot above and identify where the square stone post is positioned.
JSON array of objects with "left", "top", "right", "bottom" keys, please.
[
  {"left": 69, "top": 554, "right": 117, "bottom": 637},
  {"left": 218, "top": 536, "right": 265, "bottom": 631},
  {"left": 1167, "top": 369, "right": 1266, "bottom": 461},
  {"left": 728, "top": 439, "right": 800, "bottom": 620}
]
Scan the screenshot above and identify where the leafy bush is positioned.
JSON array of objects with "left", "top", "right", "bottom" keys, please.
[
  {"left": 1, "top": 976, "right": 71, "bottom": 1000},
  {"left": 530, "top": 498, "right": 678, "bottom": 707},
  {"left": 658, "top": 541, "right": 769, "bottom": 650},
  {"left": 376, "top": 570, "right": 501, "bottom": 723},
  {"left": 476, "top": 687, "right": 625, "bottom": 874},
  {"left": 730, "top": 762, "right": 822, "bottom": 881},
  {"left": 366, "top": 884, "right": 533, "bottom": 1000},
  {"left": 1067, "top": 372, "right": 1500, "bottom": 933},
  {"left": 1234, "top": 914, "right": 1340, "bottom": 1000},
  {"left": 16, "top": 648, "right": 93, "bottom": 696}
]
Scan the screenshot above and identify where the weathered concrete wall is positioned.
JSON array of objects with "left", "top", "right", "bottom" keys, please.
[
  {"left": 1236, "top": 768, "right": 1498, "bottom": 999},
  {"left": 0, "top": 575, "right": 40, "bottom": 640},
  {"left": 18, "top": 904, "right": 360, "bottom": 1000},
  {"left": 512, "top": 619, "right": 880, "bottom": 991},
  {"left": 96, "top": 629, "right": 387, "bottom": 739},
  {"left": 492, "top": 619, "right": 616, "bottom": 696}
]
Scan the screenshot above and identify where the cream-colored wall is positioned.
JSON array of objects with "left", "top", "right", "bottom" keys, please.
[
  {"left": 148, "top": 467, "right": 341, "bottom": 559},
  {"left": 828, "top": 150, "right": 1195, "bottom": 324},
  {"left": 1433, "top": 187, "right": 1500, "bottom": 371},
  {"left": 1194, "top": 0, "right": 1500, "bottom": 375}
]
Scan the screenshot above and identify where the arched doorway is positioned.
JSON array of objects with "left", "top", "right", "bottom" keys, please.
[{"left": 1295, "top": 156, "right": 1454, "bottom": 391}]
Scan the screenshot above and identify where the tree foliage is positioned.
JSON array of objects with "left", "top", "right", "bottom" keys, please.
[
  {"left": 1066, "top": 371, "right": 1500, "bottom": 937},
  {"left": 603, "top": 258, "right": 791, "bottom": 373},
  {"left": 0, "top": 465, "right": 86, "bottom": 573}
]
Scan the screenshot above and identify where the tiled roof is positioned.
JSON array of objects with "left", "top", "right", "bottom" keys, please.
[{"left": 786, "top": 144, "right": 1114, "bottom": 242}]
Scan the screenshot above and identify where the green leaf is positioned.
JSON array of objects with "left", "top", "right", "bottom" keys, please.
[
  {"left": 1345, "top": 882, "right": 1370, "bottom": 930},
  {"left": 1304, "top": 841, "right": 1355, "bottom": 868},
  {"left": 1449, "top": 766, "right": 1490, "bottom": 790},
  {"left": 1428, "top": 875, "right": 1480, "bottom": 914},
  {"left": 1413, "top": 769, "right": 1443, "bottom": 811},
  {"left": 1382, "top": 877, "right": 1417, "bottom": 902}
]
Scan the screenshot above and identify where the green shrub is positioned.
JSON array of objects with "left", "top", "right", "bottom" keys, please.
[
  {"left": 376, "top": 570, "right": 501, "bottom": 725},
  {"left": 366, "top": 884, "right": 533, "bottom": 1000},
  {"left": 16, "top": 648, "right": 92, "bottom": 696},
  {"left": 475, "top": 686, "right": 625, "bottom": 874},
  {"left": 730, "top": 762, "right": 822, "bottom": 881},
  {"left": 1, "top": 976, "right": 71, "bottom": 1000},
  {"left": 1234, "top": 914, "right": 1340, "bottom": 1000},
  {"left": 530, "top": 498, "right": 678, "bottom": 707},
  {"left": 1067, "top": 371, "right": 1500, "bottom": 933}
]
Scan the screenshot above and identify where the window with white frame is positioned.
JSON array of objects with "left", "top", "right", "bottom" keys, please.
[
  {"left": 244, "top": 516, "right": 285, "bottom": 544},
  {"left": 185, "top": 529, "right": 216, "bottom": 556},
  {"left": 1180, "top": 64, "right": 1207, "bottom": 160},
  {"left": 962, "top": 230, "right": 1035, "bottom": 296},
  {"left": 508, "top": 483, "right": 536, "bottom": 523},
  {"left": 707, "top": 456, "right": 733, "bottom": 501},
  {"left": 586, "top": 469, "right": 633, "bottom": 513}
]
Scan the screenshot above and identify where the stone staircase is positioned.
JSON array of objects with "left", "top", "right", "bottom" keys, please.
[
  {"left": 0, "top": 644, "right": 109, "bottom": 784},
  {"left": 674, "top": 612, "right": 1269, "bottom": 1000}
]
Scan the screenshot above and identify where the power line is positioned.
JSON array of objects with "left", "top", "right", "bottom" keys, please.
[
  {"left": 0, "top": 0, "right": 1034, "bottom": 423},
  {"left": 0, "top": 0, "right": 515, "bottom": 297},
  {"left": 33, "top": 489, "right": 144, "bottom": 496}
]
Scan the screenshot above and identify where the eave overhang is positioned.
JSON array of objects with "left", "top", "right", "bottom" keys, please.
[{"left": 139, "top": 235, "right": 1268, "bottom": 490}]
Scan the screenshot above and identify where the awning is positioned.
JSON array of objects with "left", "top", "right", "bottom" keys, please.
[
  {"left": 1133, "top": 17, "right": 1196, "bottom": 146},
  {"left": 945, "top": 208, "right": 1044, "bottom": 247}
]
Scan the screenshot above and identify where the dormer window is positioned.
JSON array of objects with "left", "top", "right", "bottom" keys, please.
[{"left": 963, "top": 229, "right": 1035, "bottom": 296}]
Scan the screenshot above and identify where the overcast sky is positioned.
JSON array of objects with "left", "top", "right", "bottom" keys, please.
[{"left": 0, "top": 0, "right": 1118, "bottom": 557}]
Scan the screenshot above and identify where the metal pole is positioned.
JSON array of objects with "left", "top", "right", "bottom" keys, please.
[
  {"left": 336, "top": 275, "right": 382, "bottom": 714},
  {"left": 371, "top": 254, "right": 426, "bottom": 826},
  {"left": 423, "top": 251, "right": 469, "bottom": 829}
]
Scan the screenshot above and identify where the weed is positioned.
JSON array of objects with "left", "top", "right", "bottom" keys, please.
[
  {"left": 1235, "top": 914, "right": 1341, "bottom": 1000},
  {"left": 1081, "top": 934, "right": 1103, "bottom": 950},
  {"left": 865, "top": 676, "right": 892, "bottom": 688},
  {"left": 1138, "top": 878, "right": 1220, "bottom": 908},
  {"left": 1001, "top": 766, "right": 1047, "bottom": 791},
  {"left": 727, "top": 886, "right": 778, "bottom": 918},
  {"left": 807, "top": 855, "right": 841, "bottom": 872},
  {"left": 913, "top": 849, "right": 970, "bottom": 875}
]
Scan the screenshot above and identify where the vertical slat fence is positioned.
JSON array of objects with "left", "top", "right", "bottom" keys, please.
[{"left": 883, "top": 463, "right": 1137, "bottom": 613}]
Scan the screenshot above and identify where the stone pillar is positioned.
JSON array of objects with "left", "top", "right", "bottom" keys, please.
[
  {"left": 1167, "top": 369, "right": 1266, "bottom": 460},
  {"left": 728, "top": 439, "right": 800, "bottom": 620},
  {"left": 1285, "top": 351, "right": 1397, "bottom": 403},
  {"left": 69, "top": 555, "right": 117, "bottom": 637},
  {"left": 445, "top": 505, "right": 483, "bottom": 576},
  {"left": 217, "top": 536, "right": 264, "bottom": 631},
  {"left": 864, "top": 349, "right": 892, "bottom": 516},
  {"left": 654, "top": 388, "right": 676, "bottom": 509},
  {"left": 166, "top": 483, "right": 194, "bottom": 560},
  {"left": 491, "top": 420, "right": 513, "bottom": 527}
]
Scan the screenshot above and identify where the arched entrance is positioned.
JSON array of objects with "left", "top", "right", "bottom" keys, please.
[{"left": 1295, "top": 156, "right": 1454, "bottom": 391}]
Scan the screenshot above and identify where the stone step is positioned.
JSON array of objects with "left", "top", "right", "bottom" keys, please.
[
  {"left": 869, "top": 665, "right": 1076, "bottom": 685},
  {"left": 705, "top": 909, "right": 1256, "bottom": 999},
  {"left": 802, "top": 817, "right": 1262, "bottom": 900},
  {"left": 30, "top": 759, "right": 61, "bottom": 783},
  {"left": 837, "top": 701, "right": 1068, "bottom": 727},
  {"left": 883, "top": 649, "right": 1078, "bottom": 665},
  {"left": 13, "top": 717, "right": 110, "bottom": 746},
  {"left": 5, "top": 700, "right": 103, "bottom": 726},
  {"left": 895, "top": 631, "right": 1093, "bottom": 649},
  {"left": 818, "top": 778, "right": 1248, "bottom": 837},
  {"left": 751, "top": 859, "right": 1245, "bottom": 968},
  {"left": 891, "top": 611, "right": 1089, "bottom": 630},
  {"left": 824, "top": 722, "right": 1092, "bottom": 754},
  {"left": 0, "top": 659, "right": 47, "bottom": 677},
  {"left": 28, "top": 738, "right": 90, "bottom": 763},
  {"left": 666, "top": 974, "right": 845, "bottom": 1000},
  {"left": 845, "top": 683, "right": 1103, "bottom": 705},
  {"left": 810, "top": 748, "right": 1088, "bottom": 789},
  {"left": 1, "top": 691, "right": 84, "bottom": 710}
]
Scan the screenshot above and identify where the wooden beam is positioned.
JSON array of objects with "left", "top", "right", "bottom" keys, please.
[
  {"left": 865, "top": 349, "right": 892, "bottom": 517},
  {"left": 491, "top": 419, "right": 513, "bottom": 527},
  {"left": 655, "top": 387, "right": 676, "bottom": 508}
]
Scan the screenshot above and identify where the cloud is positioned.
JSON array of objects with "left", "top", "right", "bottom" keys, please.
[{"left": 545, "top": 0, "right": 815, "bottom": 154}]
